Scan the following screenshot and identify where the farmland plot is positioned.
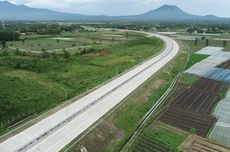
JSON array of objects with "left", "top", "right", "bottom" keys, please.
[
  {"left": 185, "top": 56, "right": 228, "bottom": 78},
  {"left": 204, "top": 68, "right": 230, "bottom": 83},
  {"left": 217, "top": 60, "right": 230, "bottom": 69},
  {"left": 128, "top": 123, "right": 185, "bottom": 152},
  {"left": 158, "top": 107, "right": 215, "bottom": 136},
  {"left": 179, "top": 135, "right": 230, "bottom": 152},
  {"left": 158, "top": 78, "right": 228, "bottom": 137},
  {"left": 185, "top": 46, "right": 230, "bottom": 83}
]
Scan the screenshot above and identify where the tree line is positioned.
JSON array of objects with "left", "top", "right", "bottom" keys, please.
[{"left": 0, "top": 30, "right": 20, "bottom": 48}]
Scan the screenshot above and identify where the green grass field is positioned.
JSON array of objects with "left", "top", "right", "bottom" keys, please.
[
  {"left": 185, "top": 54, "right": 208, "bottom": 69},
  {"left": 179, "top": 75, "right": 198, "bottom": 86},
  {"left": 7, "top": 31, "right": 143, "bottom": 52},
  {"left": 0, "top": 32, "right": 163, "bottom": 134}
]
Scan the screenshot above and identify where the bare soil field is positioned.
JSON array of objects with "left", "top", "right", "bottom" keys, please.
[
  {"left": 171, "top": 78, "right": 228, "bottom": 114},
  {"left": 217, "top": 60, "right": 230, "bottom": 69},
  {"left": 84, "top": 50, "right": 111, "bottom": 57},
  {"left": 223, "top": 48, "right": 230, "bottom": 52},
  {"left": 158, "top": 107, "right": 215, "bottom": 136},
  {"left": 158, "top": 78, "right": 228, "bottom": 137},
  {"left": 61, "top": 120, "right": 123, "bottom": 152},
  {"left": 179, "top": 135, "right": 230, "bottom": 152}
]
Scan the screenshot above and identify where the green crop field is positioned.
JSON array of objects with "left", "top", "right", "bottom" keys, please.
[
  {"left": 128, "top": 123, "right": 186, "bottom": 152},
  {"left": 185, "top": 54, "right": 208, "bottom": 69},
  {"left": 0, "top": 31, "right": 163, "bottom": 135}
]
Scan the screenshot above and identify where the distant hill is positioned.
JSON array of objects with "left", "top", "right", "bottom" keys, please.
[
  {"left": 122, "top": 5, "right": 229, "bottom": 22},
  {"left": 0, "top": 1, "right": 229, "bottom": 23},
  {"left": 0, "top": 1, "right": 92, "bottom": 20}
]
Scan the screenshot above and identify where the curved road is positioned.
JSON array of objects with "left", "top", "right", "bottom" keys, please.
[{"left": 0, "top": 31, "right": 179, "bottom": 152}]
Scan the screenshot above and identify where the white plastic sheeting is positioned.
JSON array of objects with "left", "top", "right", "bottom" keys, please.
[
  {"left": 185, "top": 46, "right": 230, "bottom": 145},
  {"left": 209, "top": 90, "right": 230, "bottom": 145},
  {"left": 185, "top": 47, "right": 230, "bottom": 83},
  {"left": 184, "top": 56, "right": 228, "bottom": 77},
  {"left": 197, "top": 46, "right": 230, "bottom": 58}
]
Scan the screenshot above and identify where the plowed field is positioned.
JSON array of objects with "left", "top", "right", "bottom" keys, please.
[
  {"left": 158, "top": 107, "right": 215, "bottom": 136},
  {"left": 158, "top": 78, "right": 228, "bottom": 137},
  {"left": 179, "top": 135, "right": 230, "bottom": 152}
]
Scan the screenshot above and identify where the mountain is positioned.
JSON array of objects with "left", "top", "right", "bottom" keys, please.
[
  {"left": 0, "top": 1, "right": 93, "bottom": 20},
  {"left": 134, "top": 5, "right": 195, "bottom": 20},
  {"left": 0, "top": 1, "right": 229, "bottom": 22},
  {"left": 127, "top": 5, "right": 225, "bottom": 22}
]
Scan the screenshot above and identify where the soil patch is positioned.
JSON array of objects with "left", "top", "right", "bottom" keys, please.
[
  {"left": 84, "top": 50, "right": 111, "bottom": 58},
  {"left": 217, "top": 59, "right": 230, "bottom": 69},
  {"left": 158, "top": 78, "right": 229, "bottom": 137},
  {"left": 68, "top": 120, "right": 123, "bottom": 152},
  {"left": 179, "top": 134, "right": 230, "bottom": 152}
]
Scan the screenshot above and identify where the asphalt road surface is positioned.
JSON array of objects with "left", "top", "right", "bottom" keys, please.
[{"left": 0, "top": 31, "right": 179, "bottom": 152}]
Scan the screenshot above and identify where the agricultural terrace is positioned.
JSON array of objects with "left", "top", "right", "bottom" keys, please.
[{"left": 0, "top": 30, "right": 164, "bottom": 135}]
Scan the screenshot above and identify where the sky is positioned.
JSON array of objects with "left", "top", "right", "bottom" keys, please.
[{"left": 1, "top": 0, "right": 230, "bottom": 17}]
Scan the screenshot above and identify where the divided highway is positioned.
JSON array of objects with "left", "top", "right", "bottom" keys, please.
[{"left": 0, "top": 31, "right": 179, "bottom": 152}]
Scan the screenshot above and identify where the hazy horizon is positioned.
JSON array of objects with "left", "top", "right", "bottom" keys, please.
[{"left": 1, "top": 0, "right": 230, "bottom": 18}]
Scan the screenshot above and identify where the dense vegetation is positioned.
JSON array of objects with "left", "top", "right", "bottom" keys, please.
[{"left": 0, "top": 30, "right": 20, "bottom": 48}]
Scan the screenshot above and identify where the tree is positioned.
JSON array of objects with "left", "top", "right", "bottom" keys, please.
[
  {"left": 15, "top": 48, "right": 20, "bottom": 55},
  {"left": 63, "top": 49, "right": 70, "bottom": 60},
  {"left": 0, "top": 31, "right": 20, "bottom": 41},
  {"left": 187, "top": 28, "right": 194, "bottom": 35},
  {"left": 206, "top": 39, "right": 209, "bottom": 46},
  {"left": 223, "top": 41, "right": 227, "bottom": 48},
  {"left": 0, "top": 40, "right": 6, "bottom": 48},
  {"left": 195, "top": 38, "right": 198, "bottom": 46}
]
